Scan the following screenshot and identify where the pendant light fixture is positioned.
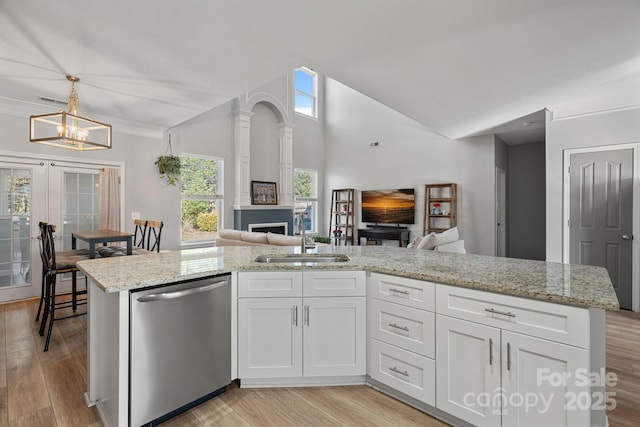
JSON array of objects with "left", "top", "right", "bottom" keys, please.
[{"left": 29, "top": 75, "right": 112, "bottom": 150}]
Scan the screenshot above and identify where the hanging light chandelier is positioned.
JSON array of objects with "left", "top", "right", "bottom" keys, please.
[{"left": 29, "top": 75, "right": 112, "bottom": 150}]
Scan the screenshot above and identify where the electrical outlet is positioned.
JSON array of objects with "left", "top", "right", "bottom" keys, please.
[{"left": 131, "top": 211, "right": 141, "bottom": 220}]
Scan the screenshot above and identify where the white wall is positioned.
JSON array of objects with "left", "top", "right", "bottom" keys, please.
[
  {"left": 545, "top": 108, "right": 640, "bottom": 262},
  {"left": 1, "top": 72, "right": 503, "bottom": 255},
  {"left": 0, "top": 112, "right": 189, "bottom": 249},
  {"left": 323, "top": 78, "right": 497, "bottom": 255},
  {"left": 250, "top": 103, "right": 280, "bottom": 183}
]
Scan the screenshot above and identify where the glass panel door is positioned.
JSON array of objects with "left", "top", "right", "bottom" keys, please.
[
  {"left": 48, "top": 164, "right": 101, "bottom": 289},
  {"left": 0, "top": 160, "right": 47, "bottom": 302}
]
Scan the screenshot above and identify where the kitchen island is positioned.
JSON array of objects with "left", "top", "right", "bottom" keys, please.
[{"left": 78, "top": 245, "right": 618, "bottom": 427}]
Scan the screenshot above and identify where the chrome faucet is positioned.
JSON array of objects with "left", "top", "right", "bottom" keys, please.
[{"left": 296, "top": 211, "right": 315, "bottom": 253}]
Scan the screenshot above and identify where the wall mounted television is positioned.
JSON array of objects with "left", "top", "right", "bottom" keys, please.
[{"left": 361, "top": 188, "right": 415, "bottom": 225}]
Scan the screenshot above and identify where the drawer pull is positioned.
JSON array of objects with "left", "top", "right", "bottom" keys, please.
[
  {"left": 389, "top": 288, "right": 409, "bottom": 296},
  {"left": 388, "top": 323, "right": 410, "bottom": 332},
  {"left": 389, "top": 366, "right": 409, "bottom": 377},
  {"left": 507, "top": 342, "right": 511, "bottom": 371},
  {"left": 485, "top": 308, "right": 516, "bottom": 318},
  {"left": 292, "top": 305, "right": 298, "bottom": 326}
]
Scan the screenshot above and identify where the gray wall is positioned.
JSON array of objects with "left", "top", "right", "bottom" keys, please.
[
  {"left": 546, "top": 108, "right": 640, "bottom": 262},
  {"left": 508, "top": 142, "right": 545, "bottom": 260}
]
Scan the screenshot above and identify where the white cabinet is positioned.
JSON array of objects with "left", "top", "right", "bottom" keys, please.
[
  {"left": 436, "top": 285, "right": 593, "bottom": 427},
  {"left": 238, "top": 297, "right": 302, "bottom": 378},
  {"left": 238, "top": 271, "right": 366, "bottom": 380},
  {"left": 368, "top": 273, "right": 436, "bottom": 405},
  {"left": 303, "top": 296, "right": 366, "bottom": 376}
]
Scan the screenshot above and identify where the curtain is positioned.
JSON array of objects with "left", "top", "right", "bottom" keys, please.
[{"left": 99, "top": 168, "right": 121, "bottom": 230}]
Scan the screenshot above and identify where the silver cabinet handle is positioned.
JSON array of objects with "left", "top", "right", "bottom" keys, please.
[
  {"left": 622, "top": 234, "right": 632, "bottom": 240},
  {"left": 489, "top": 338, "right": 493, "bottom": 366},
  {"left": 485, "top": 308, "right": 516, "bottom": 318},
  {"left": 293, "top": 306, "right": 298, "bottom": 326},
  {"left": 389, "top": 366, "right": 409, "bottom": 377},
  {"left": 388, "top": 323, "right": 409, "bottom": 332},
  {"left": 305, "top": 305, "right": 310, "bottom": 326},
  {"left": 136, "top": 280, "right": 228, "bottom": 302},
  {"left": 507, "top": 342, "right": 511, "bottom": 371},
  {"left": 389, "top": 288, "right": 409, "bottom": 295}
]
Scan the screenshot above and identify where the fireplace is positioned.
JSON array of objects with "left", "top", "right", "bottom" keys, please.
[
  {"left": 248, "top": 222, "right": 288, "bottom": 235},
  {"left": 234, "top": 206, "right": 294, "bottom": 235}
]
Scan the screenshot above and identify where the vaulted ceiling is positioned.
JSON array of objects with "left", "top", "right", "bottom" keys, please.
[{"left": 1, "top": 0, "right": 639, "bottom": 140}]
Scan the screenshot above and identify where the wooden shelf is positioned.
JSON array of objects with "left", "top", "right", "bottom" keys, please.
[
  {"left": 423, "top": 183, "right": 457, "bottom": 235},
  {"left": 330, "top": 189, "right": 355, "bottom": 246}
]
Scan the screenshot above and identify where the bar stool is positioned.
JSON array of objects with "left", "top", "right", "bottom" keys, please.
[
  {"left": 37, "top": 222, "right": 94, "bottom": 352},
  {"left": 145, "top": 220, "right": 164, "bottom": 252},
  {"left": 35, "top": 222, "right": 92, "bottom": 322}
]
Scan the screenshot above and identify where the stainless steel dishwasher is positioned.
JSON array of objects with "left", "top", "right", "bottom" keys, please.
[{"left": 130, "top": 274, "right": 231, "bottom": 426}]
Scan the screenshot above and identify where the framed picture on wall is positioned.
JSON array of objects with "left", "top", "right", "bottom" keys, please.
[{"left": 251, "top": 181, "right": 278, "bottom": 205}]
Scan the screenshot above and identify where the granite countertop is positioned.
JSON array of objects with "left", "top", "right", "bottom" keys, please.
[{"left": 76, "top": 245, "right": 619, "bottom": 310}]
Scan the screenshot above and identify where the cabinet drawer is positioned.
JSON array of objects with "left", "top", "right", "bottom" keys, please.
[
  {"left": 303, "top": 271, "right": 366, "bottom": 297},
  {"left": 435, "top": 284, "right": 590, "bottom": 348},
  {"left": 368, "top": 273, "right": 435, "bottom": 311},
  {"left": 369, "top": 339, "right": 435, "bottom": 405},
  {"left": 369, "top": 298, "right": 435, "bottom": 358},
  {"left": 238, "top": 272, "right": 302, "bottom": 298}
]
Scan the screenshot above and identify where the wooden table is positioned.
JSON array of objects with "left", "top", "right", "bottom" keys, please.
[{"left": 72, "top": 229, "right": 134, "bottom": 259}]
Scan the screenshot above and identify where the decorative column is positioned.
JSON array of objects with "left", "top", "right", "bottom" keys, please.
[
  {"left": 233, "top": 109, "right": 253, "bottom": 206},
  {"left": 279, "top": 122, "right": 294, "bottom": 206}
]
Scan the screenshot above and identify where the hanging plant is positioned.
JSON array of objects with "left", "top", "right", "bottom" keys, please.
[{"left": 155, "top": 134, "right": 181, "bottom": 186}]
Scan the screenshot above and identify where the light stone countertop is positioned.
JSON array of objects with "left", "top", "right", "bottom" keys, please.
[{"left": 76, "top": 245, "right": 619, "bottom": 310}]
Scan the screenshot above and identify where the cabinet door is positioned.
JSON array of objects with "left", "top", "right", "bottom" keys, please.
[
  {"left": 436, "top": 315, "right": 501, "bottom": 427},
  {"left": 501, "top": 331, "right": 590, "bottom": 427},
  {"left": 238, "top": 298, "right": 302, "bottom": 378},
  {"left": 303, "top": 297, "right": 366, "bottom": 377}
]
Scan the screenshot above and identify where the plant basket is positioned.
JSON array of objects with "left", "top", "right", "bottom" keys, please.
[{"left": 155, "top": 134, "right": 181, "bottom": 186}]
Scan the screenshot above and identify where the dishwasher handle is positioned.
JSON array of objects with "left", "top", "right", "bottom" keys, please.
[{"left": 136, "top": 279, "right": 229, "bottom": 303}]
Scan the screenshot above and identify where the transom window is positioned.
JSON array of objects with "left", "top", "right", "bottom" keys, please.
[
  {"left": 294, "top": 67, "right": 318, "bottom": 118},
  {"left": 180, "top": 154, "right": 224, "bottom": 244}
]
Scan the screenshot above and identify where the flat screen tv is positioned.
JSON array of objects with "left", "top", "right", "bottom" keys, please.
[{"left": 361, "top": 188, "right": 415, "bottom": 224}]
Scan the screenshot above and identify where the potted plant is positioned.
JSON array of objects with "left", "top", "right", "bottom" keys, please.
[{"left": 155, "top": 134, "right": 181, "bottom": 186}]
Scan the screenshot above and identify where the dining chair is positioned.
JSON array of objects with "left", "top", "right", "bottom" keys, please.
[{"left": 37, "top": 222, "right": 94, "bottom": 351}]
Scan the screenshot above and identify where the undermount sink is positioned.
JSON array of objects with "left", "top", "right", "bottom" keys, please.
[{"left": 254, "top": 253, "right": 351, "bottom": 264}]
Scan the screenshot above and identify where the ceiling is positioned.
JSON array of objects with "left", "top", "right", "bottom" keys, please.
[{"left": 1, "top": 0, "right": 639, "bottom": 141}]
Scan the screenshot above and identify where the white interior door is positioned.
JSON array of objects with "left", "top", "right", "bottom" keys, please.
[{"left": 0, "top": 159, "right": 47, "bottom": 302}]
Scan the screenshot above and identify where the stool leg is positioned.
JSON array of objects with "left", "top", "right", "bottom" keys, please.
[
  {"left": 39, "top": 274, "right": 51, "bottom": 336},
  {"left": 43, "top": 275, "right": 57, "bottom": 352},
  {"left": 35, "top": 270, "right": 46, "bottom": 322}
]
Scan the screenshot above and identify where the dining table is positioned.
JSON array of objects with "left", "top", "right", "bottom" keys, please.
[{"left": 71, "top": 229, "right": 135, "bottom": 259}]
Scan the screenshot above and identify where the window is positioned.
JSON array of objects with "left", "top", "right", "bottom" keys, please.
[
  {"left": 294, "top": 169, "right": 318, "bottom": 234},
  {"left": 180, "top": 154, "right": 224, "bottom": 244},
  {"left": 294, "top": 67, "right": 318, "bottom": 118}
]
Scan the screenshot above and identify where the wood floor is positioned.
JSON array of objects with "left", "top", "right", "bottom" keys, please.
[{"left": 0, "top": 298, "right": 638, "bottom": 427}]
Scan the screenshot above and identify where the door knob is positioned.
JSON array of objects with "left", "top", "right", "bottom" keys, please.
[{"left": 621, "top": 234, "right": 632, "bottom": 240}]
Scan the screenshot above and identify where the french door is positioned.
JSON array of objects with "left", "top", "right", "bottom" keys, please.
[{"left": 0, "top": 154, "right": 112, "bottom": 303}]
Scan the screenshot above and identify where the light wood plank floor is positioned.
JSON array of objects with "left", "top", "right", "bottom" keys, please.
[{"left": 0, "top": 297, "right": 639, "bottom": 426}]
